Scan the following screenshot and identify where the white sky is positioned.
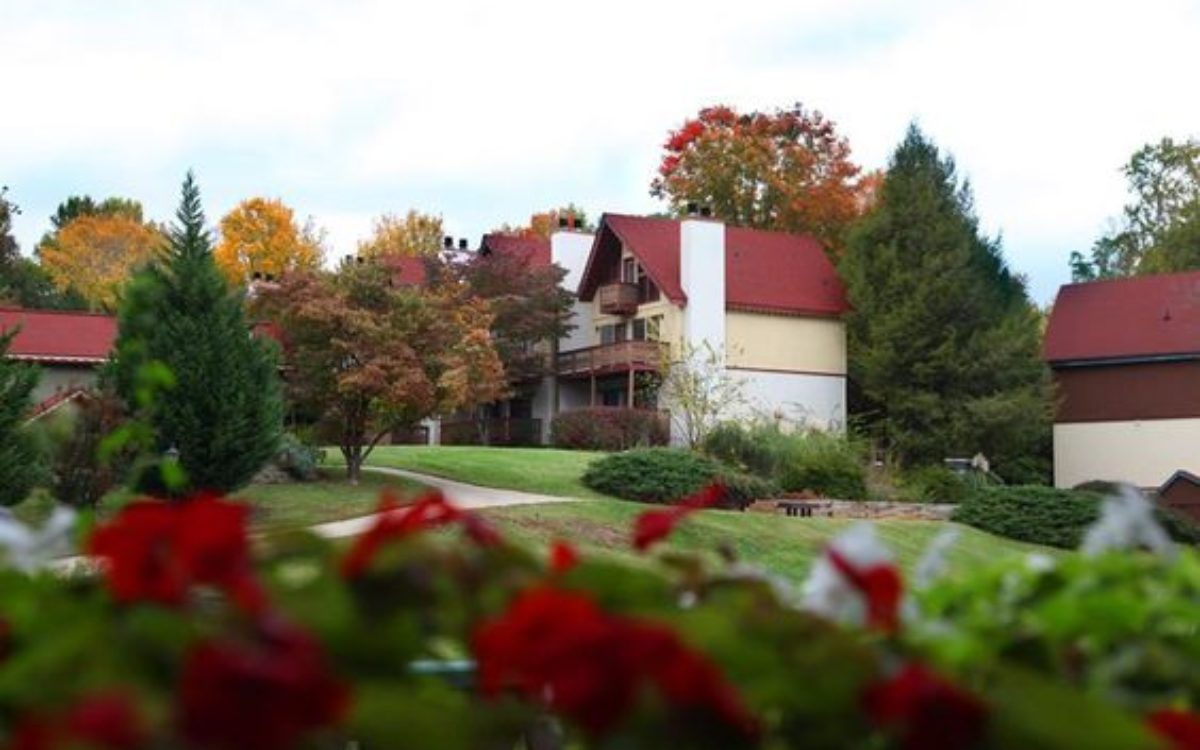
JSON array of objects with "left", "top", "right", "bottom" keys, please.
[{"left": 4, "top": 0, "right": 1199, "bottom": 303}]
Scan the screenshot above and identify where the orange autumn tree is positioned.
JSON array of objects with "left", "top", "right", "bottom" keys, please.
[
  {"left": 214, "top": 197, "right": 324, "bottom": 284},
  {"left": 39, "top": 213, "right": 165, "bottom": 311},
  {"left": 260, "top": 259, "right": 506, "bottom": 483},
  {"left": 494, "top": 204, "right": 589, "bottom": 238},
  {"left": 650, "top": 103, "right": 871, "bottom": 254},
  {"left": 357, "top": 210, "right": 445, "bottom": 258}
]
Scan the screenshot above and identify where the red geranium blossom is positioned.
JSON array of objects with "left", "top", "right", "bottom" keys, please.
[
  {"left": 473, "top": 586, "right": 758, "bottom": 741},
  {"left": 8, "top": 692, "right": 145, "bottom": 750},
  {"left": 863, "top": 663, "right": 988, "bottom": 750},
  {"left": 826, "top": 548, "right": 903, "bottom": 633},
  {"left": 632, "top": 483, "right": 724, "bottom": 552},
  {"left": 87, "top": 495, "right": 263, "bottom": 613},
  {"left": 1149, "top": 708, "right": 1200, "bottom": 750},
  {"left": 341, "top": 491, "right": 501, "bottom": 578},
  {"left": 176, "top": 618, "right": 348, "bottom": 750},
  {"left": 549, "top": 540, "right": 579, "bottom": 574}
]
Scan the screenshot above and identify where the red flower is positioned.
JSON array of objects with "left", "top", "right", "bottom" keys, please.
[
  {"left": 87, "top": 496, "right": 262, "bottom": 613},
  {"left": 341, "top": 491, "right": 501, "bottom": 578},
  {"left": 549, "top": 540, "right": 579, "bottom": 574},
  {"left": 632, "top": 483, "right": 724, "bottom": 552},
  {"left": 7, "top": 692, "right": 145, "bottom": 750},
  {"left": 473, "top": 587, "right": 758, "bottom": 741},
  {"left": 1149, "top": 709, "right": 1200, "bottom": 750},
  {"left": 177, "top": 618, "right": 348, "bottom": 750},
  {"left": 827, "top": 548, "right": 903, "bottom": 633},
  {"left": 863, "top": 663, "right": 987, "bottom": 750}
]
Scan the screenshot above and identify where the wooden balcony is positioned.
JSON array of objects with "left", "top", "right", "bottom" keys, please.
[
  {"left": 556, "top": 341, "right": 666, "bottom": 378},
  {"left": 597, "top": 282, "right": 640, "bottom": 316}
]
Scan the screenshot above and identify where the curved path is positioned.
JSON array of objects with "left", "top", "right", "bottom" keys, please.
[{"left": 308, "top": 465, "right": 582, "bottom": 539}]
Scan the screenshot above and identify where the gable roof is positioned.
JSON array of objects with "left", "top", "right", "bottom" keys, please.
[
  {"left": 578, "top": 214, "right": 848, "bottom": 316},
  {"left": 1044, "top": 271, "right": 1200, "bottom": 364},
  {"left": 0, "top": 308, "right": 117, "bottom": 364},
  {"left": 479, "top": 234, "right": 552, "bottom": 266}
]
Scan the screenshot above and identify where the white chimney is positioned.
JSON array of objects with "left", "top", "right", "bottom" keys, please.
[
  {"left": 679, "top": 214, "right": 726, "bottom": 356},
  {"left": 551, "top": 227, "right": 596, "bottom": 353}
]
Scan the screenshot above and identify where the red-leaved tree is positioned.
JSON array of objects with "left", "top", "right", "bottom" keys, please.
[
  {"left": 260, "top": 260, "right": 506, "bottom": 482},
  {"left": 650, "top": 103, "right": 871, "bottom": 254}
]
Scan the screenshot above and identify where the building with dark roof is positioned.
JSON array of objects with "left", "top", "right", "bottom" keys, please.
[
  {"left": 0, "top": 307, "right": 117, "bottom": 409},
  {"left": 1043, "top": 271, "right": 1200, "bottom": 487}
]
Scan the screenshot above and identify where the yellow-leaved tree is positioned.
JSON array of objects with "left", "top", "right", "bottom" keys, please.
[
  {"left": 357, "top": 210, "right": 444, "bottom": 258},
  {"left": 39, "top": 214, "right": 165, "bottom": 311},
  {"left": 214, "top": 197, "right": 325, "bottom": 284}
]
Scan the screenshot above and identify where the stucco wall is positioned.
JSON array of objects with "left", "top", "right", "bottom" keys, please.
[
  {"left": 725, "top": 311, "right": 846, "bottom": 375},
  {"left": 727, "top": 369, "right": 846, "bottom": 431},
  {"left": 31, "top": 365, "right": 98, "bottom": 404},
  {"left": 1053, "top": 419, "right": 1200, "bottom": 488}
]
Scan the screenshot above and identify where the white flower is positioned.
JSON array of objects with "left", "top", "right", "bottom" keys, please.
[
  {"left": 913, "top": 527, "right": 960, "bottom": 589},
  {"left": 1024, "top": 552, "right": 1057, "bottom": 573},
  {"left": 1081, "top": 485, "right": 1174, "bottom": 558},
  {"left": 801, "top": 523, "right": 894, "bottom": 627},
  {"left": 0, "top": 506, "right": 78, "bottom": 573}
]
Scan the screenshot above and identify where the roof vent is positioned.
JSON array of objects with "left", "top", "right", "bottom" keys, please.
[
  {"left": 356, "top": 256, "right": 365, "bottom": 265},
  {"left": 458, "top": 238, "right": 468, "bottom": 250},
  {"left": 251, "top": 271, "right": 263, "bottom": 281},
  {"left": 558, "top": 216, "right": 569, "bottom": 229},
  {"left": 686, "top": 201, "right": 699, "bottom": 216},
  {"left": 699, "top": 205, "right": 712, "bottom": 218},
  {"left": 443, "top": 236, "right": 453, "bottom": 249}
]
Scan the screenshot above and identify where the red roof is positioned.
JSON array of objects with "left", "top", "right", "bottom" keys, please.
[
  {"left": 581, "top": 214, "right": 847, "bottom": 316},
  {"left": 479, "top": 234, "right": 552, "bottom": 266},
  {"left": 378, "top": 255, "right": 429, "bottom": 286},
  {"left": 1044, "top": 271, "right": 1200, "bottom": 364},
  {"left": 0, "top": 308, "right": 117, "bottom": 364}
]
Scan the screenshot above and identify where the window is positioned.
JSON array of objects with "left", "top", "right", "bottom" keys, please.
[
  {"left": 598, "top": 323, "right": 627, "bottom": 345},
  {"left": 622, "top": 257, "right": 637, "bottom": 284},
  {"left": 646, "top": 315, "right": 661, "bottom": 341},
  {"left": 632, "top": 318, "right": 646, "bottom": 341}
]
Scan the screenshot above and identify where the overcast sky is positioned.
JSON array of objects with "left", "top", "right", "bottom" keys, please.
[{"left": 4, "top": 0, "right": 1199, "bottom": 303}]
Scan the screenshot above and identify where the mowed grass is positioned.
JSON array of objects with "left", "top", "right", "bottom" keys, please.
[
  {"left": 479, "top": 500, "right": 1057, "bottom": 582},
  {"left": 9, "top": 470, "right": 426, "bottom": 533},
  {"left": 358, "top": 446, "right": 615, "bottom": 500}
]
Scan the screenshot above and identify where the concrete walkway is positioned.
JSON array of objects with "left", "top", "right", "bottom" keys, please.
[{"left": 308, "top": 466, "right": 582, "bottom": 539}]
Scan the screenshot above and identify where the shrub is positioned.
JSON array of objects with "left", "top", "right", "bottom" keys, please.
[
  {"left": 952, "top": 485, "right": 1200, "bottom": 549},
  {"left": 272, "top": 432, "right": 324, "bottom": 481},
  {"left": 582, "top": 447, "right": 770, "bottom": 510},
  {"left": 45, "top": 391, "right": 131, "bottom": 508},
  {"left": 551, "top": 408, "right": 668, "bottom": 451},
  {"left": 777, "top": 431, "right": 868, "bottom": 500},
  {"left": 899, "top": 465, "right": 971, "bottom": 504},
  {"left": 701, "top": 421, "right": 786, "bottom": 477}
]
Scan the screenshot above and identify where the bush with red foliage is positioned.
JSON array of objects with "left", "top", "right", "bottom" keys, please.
[{"left": 550, "top": 407, "right": 669, "bottom": 451}]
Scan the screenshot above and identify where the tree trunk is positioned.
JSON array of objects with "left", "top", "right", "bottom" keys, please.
[{"left": 345, "top": 447, "right": 362, "bottom": 485}]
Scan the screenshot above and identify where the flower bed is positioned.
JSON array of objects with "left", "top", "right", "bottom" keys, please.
[{"left": 0, "top": 485, "right": 1198, "bottom": 749}]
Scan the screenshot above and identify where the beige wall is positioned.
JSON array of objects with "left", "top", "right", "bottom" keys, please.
[
  {"left": 591, "top": 299, "right": 682, "bottom": 353},
  {"left": 32, "top": 364, "right": 98, "bottom": 404},
  {"left": 725, "top": 311, "right": 845, "bottom": 375},
  {"left": 1053, "top": 418, "right": 1200, "bottom": 488}
]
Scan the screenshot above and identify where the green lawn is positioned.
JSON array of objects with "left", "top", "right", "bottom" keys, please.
[
  {"left": 479, "top": 500, "right": 1056, "bottom": 581},
  {"left": 9, "top": 470, "right": 426, "bottom": 533},
  {"left": 354, "top": 446, "right": 615, "bottom": 500}
]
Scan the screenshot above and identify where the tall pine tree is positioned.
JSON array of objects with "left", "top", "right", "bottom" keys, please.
[
  {"left": 0, "top": 330, "right": 40, "bottom": 506},
  {"left": 113, "top": 172, "right": 282, "bottom": 493},
  {"left": 840, "top": 126, "right": 1050, "bottom": 483}
]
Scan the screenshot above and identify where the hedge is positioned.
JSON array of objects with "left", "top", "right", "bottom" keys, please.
[
  {"left": 581, "top": 447, "right": 776, "bottom": 509},
  {"left": 551, "top": 407, "right": 669, "bottom": 451}
]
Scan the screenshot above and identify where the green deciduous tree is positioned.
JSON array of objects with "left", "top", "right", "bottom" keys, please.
[
  {"left": 0, "top": 330, "right": 41, "bottom": 506},
  {"left": 1071, "top": 137, "right": 1200, "bottom": 280},
  {"left": 112, "top": 172, "right": 283, "bottom": 493},
  {"left": 0, "top": 187, "right": 87, "bottom": 310},
  {"left": 841, "top": 125, "right": 1051, "bottom": 483}
]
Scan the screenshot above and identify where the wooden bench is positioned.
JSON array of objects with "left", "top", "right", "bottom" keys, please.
[{"left": 777, "top": 500, "right": 817, "bottom": 517}]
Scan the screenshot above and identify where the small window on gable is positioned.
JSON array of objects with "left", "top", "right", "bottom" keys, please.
[{"left": 622, "top": 257, "right": 637, "bottom": 284}]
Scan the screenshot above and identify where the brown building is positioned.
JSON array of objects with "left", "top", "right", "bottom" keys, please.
[{"left": 1043, "top": 271, "right": 1200, "bottom": 488}]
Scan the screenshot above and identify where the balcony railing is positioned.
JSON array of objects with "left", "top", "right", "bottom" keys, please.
[
  {"left": 556, "top": 340, "right": 666, "bottom": 378},
  {"left": 597, "top": 282, "right": 640, "bottom": 316}
]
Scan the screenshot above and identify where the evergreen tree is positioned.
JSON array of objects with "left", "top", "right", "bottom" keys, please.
[
  {"left": 840, "top": 126, "right": 1051, "bottom": 483},
  {"left": 0, "top": 330, "right": 41, "bottom": 506},
  {"left": 113, "top": 172, "right": 282, "bottom": 493}
]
